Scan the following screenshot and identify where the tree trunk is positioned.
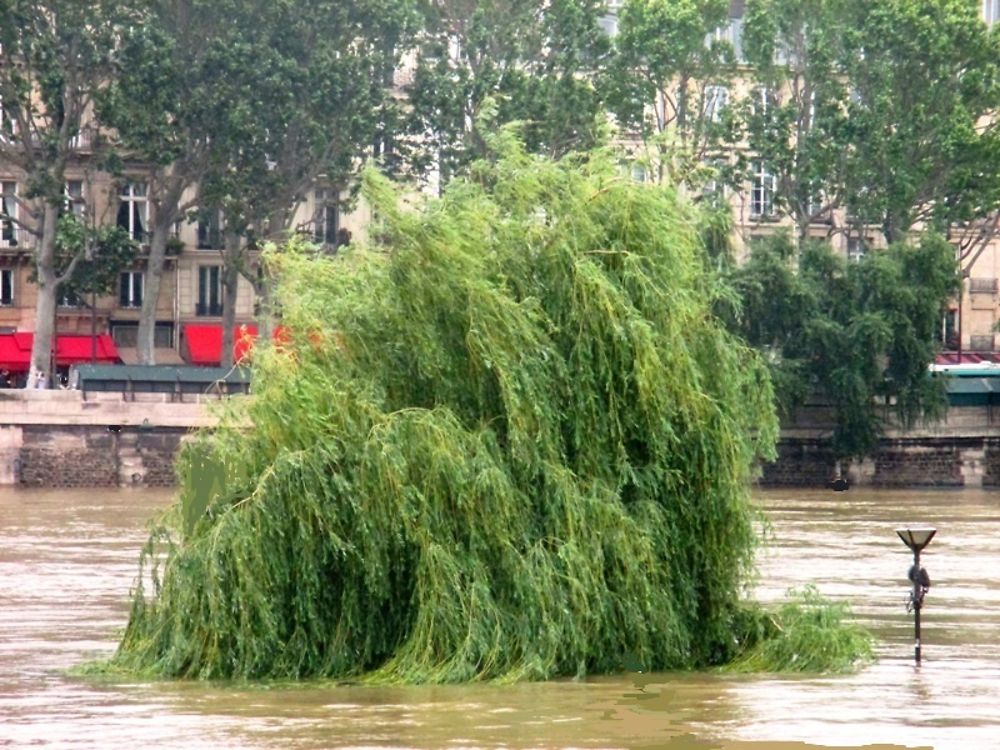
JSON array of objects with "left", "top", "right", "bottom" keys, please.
[
  {"left": 138, "top": 171, "right": 187, "bottom": 365},
  {"left": 219, "top": 231, "right": 241, "bottom": 369},
  {"left": 28, "top": 204, "right": 60, "bottom": 388},
  {"left": 137, "top": 222, "right": 169, "bottom": 365},
  {"left": 797, "top": 213, "right": 810, "bottom": 248}
]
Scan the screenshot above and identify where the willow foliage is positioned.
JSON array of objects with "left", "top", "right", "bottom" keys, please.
[
  {"left": 726, "top": 587, "right": 874, "bottom": 674},
  {"left": 113, "top": 141, "right": 779, "bottom": 682}
]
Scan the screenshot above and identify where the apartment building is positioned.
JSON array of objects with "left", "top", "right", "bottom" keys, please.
[
  {"left": 683, "top": 0, "right": 1000, "bottom": 362},
  {"left": 3, "top": 0, "right": 1000, "bottom": 373},
  {"left": 0, "top": 143, "right": 369, "bottom": 375}
]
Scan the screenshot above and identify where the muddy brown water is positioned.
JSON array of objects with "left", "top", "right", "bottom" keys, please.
[{"left": 1, "top": 486, "right": 998, "bottom": 749}]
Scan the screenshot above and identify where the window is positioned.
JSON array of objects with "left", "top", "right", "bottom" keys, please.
[
  {"left": 64, "top": 180, "right": 85, "bottom": 218},
  {"left": 750, "top": 161, "right": 775, "bottom": 217},
  {"left": 598, "top": 1, "right": 621, "bottom": 37},
  {"left": 59, "top": 289, "right": 83, "bottom": 307},
  {"left": 703, "top": 85, "right": 729, "bottom": 123},
  {"left": 807, "top": 185, "right": 826, "bottom": 220},
  {"left": 0, "top": 96, "right": 16, "bottom": 142},
  {"left": 197, "top": 265, "right": 222, "bottom": 316},
  {"left": 0, "top": 181, "right": 16, "bottom": 247},
  {"left": 313, "top": 189, "right": 340, "bottom": 245},
  {"left": 197, "top": 209, "right": 223, "bottom": 249},
  {"left": 753, "top": 87, "right": 775, "bottom": 117},
  {"left": 986, "top": 0, "right": 1000, "bottom": 25},
  {"left": 702, "top": 159, "right": 727, "bottom": 202},
  {"left": 111, "top": 322, "right": 174, "bottom": 349},
  {"left": 0, "top": 269, "right": 13, "bottom": 306},
  {"left": 117, "top": 182, "right": 148, "bottom": 241},
  {"left": 69, "top": 129, "right": 89, "bottom": 151},
  {"left": 847, "top": 237, "right": 867, "bottom": 262},
  {"left": 941, "top": 309, "right": 958, "bottom": 349},
  {"left": 706, "top": 17, "right": 743, "bottom": 61},
  {"left": 119, "top": 271, "right": 143, "bottom": 308}
]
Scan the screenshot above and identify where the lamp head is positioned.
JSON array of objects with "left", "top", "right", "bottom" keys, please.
[{"left": 896, "top": 526, "right": 936, "bottom": 553}]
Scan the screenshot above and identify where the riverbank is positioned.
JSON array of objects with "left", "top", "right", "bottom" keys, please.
[
  {"left": 762, "top": 404, "right": 1000, "bottom": 488},
  {"left": 0, "top": 389, "right": 214, "bottom": 487},
  {"left": 1, "top": 392, "right": 1000, "bottom": 488}
]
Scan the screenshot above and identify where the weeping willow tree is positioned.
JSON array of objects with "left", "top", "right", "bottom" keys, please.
[{"left": 112, "top": 138, "right": 783, "bottom": 682}]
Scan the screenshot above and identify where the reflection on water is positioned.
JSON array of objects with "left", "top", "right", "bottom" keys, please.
[{"left": 1, "top": 486, "right": 998, "bottom": 749}]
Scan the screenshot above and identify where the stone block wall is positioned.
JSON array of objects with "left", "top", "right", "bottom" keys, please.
[
  {"left": 981, "top": 440, "right": 1000, "bottom": 487},
  {"left": 135, "top": 431, "right": 186, "bottom": 487},
  {"left": 19, "top": 426, "right": 119, "bottom": 487},
  {"left": 758, "top": 440, "right": 838, "bottom": 487},
  {"left": 871, "top": 442, "right": 964, "bottom": 487},
  {"left": 15, "top": 425, "right": 188, "bottom": 488},
  {"left": 759, "top": 437, "right": 989, "bottom": 488}
]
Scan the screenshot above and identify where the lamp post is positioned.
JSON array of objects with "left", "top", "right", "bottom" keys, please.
[{"left": 895, "top": 526, "right": 936, "bottom": 665}]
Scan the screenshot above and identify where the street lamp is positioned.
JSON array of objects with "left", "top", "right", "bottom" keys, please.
[{"left": 895, "top": 526, "right": 936, "bottom": 665}]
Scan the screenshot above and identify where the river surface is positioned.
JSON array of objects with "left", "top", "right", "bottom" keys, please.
[{"left": 1, "top": 486, "right": 998, "bottom": 750}]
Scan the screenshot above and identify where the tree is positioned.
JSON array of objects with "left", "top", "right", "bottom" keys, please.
[
  {"left": 0, "top": 0, "right": 139, "bottom": 384},
  {"left": 402, "top": 0, "right": 610, "bottom": 187},
  {"left": 839, "top": 0, "right": 1000, "bottom": 246},
  {"left": 51, "top": 217, "right": 137, "bottom": 304},
  {"left": 190, "top": 0, "right": 413, "bottom": 367},
  {"left": 605, "top": 0, "right": 738, "bottom": 188},
  {"left": 723, "top": 232, "right": 959, "bottom": 459},
  {"left": 740, "top": 0, "right": 850, "bottom": 242},
  {"left": 98, "top": 0, "right": 224, "bottom": 365},
  {"left": 741, "top": 0, "right": 1000, "bottom": 251},
  {"left": 110, "top": 142, "right": 784, "bottom": 681}
]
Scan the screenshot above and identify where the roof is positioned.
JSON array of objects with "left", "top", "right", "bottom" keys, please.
[
  {"left": 71, "top": 364, "right": 251, "bottom": 384},
  {"left": 117, "top": 346, "right": 186, "bottom": 366},
  {"left": 943, "top": 377, "right": 1000, "bottom": 395}
]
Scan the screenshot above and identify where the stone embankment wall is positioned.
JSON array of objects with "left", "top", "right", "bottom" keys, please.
[
  {"left": 0, "top": 390, "right": 218, "bottom": 487},
  {"left": 759, "top": 405, "right": 1000, "bottom": 488},
  {"left": 2, "top": 392, "right": 1000, "bottom": 489}
]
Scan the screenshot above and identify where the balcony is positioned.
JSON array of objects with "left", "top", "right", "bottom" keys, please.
[
  {"left": 0, "top": 225, "right": 33, "bottom": 251},
  {"left": 68, "top": 131, "right": 93, "bottom": 152},
  {"left": 195, "top": 302, "right": 223, "bottom": 317},
  {"left": 969, "top": 277, "right": 998, "bottom": 294},
  {"left": 970, "top": 334, "right": 996, "bottom": 352}
]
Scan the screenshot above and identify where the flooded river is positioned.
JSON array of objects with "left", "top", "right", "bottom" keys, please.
[{"left": 1, "top": 486, "right": 998, "bottom": 750}]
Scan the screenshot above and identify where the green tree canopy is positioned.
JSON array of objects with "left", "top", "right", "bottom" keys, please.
[
  {"left": 111, "top": 141, "right": 778, "bottom": 682},
  {"left": 605, "top": 0, "right": 738, "bottom": 187},
  {"left": 723, "top": 233, "right": 958, "bottom": 459},
  {"left": 52, "top": 217, "right": 137, "bottom": 301},
  {"left": 741, "top": 0, "right": 1000, "bottom": 248},
  {"left": 402, "top": 0, "right": 611, "bottom": 186},
  {"left": 0, "top": 0, "right": 141, "bottom": 381}
]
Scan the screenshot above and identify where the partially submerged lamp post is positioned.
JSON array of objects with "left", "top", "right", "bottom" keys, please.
[{"left": 895, "top": 526, "right": 936, "bottom": 665}]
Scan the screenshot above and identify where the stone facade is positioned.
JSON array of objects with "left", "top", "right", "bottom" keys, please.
[
  {"left": 19, "top": 426, "right": 119, "bottom": 487},
  {"left": 758, "top": 436, "right": 1000, "bottom": 489},
  {"left": 0, "top": 390, "right": 210, "bottom": 488},
  {"left": 16, "top": 424, "right": 188, "bottom": 487},
  {"left": 871, "top": 441, "right": 965, "bottom": 488},
  {"left": 981, "top": 440, "right": 1000, "bottom": 487},
  {"left": 758, "top": 440, "right": 839, "bottom": 487}
]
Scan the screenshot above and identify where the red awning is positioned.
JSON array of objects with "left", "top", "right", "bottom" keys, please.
[
  {"left": 54, "top": 334, "right": 119, "bottom": 365},
  {"left": 0, "top": 333, "right": 119, "bottom": 372},
  {"left": 935, "top": 352, "right": 1000, "bottom": 365},
  {"left": 184, "top": 324, "right": 260, "bottom": 366},
  {"left": 0, "top": 334, "right": 32, "bottom": 372}
]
